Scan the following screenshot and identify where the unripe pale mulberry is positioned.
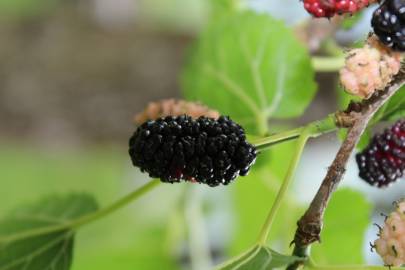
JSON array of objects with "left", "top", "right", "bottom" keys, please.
[
  {"left": 374, "top": 199, "right": 405, "bottom": 267},
  {"left": 129, "top": 115, "right": 257, "bottom": 187},
  {"left": 134, "top": 99, "right": 220, "bottom": 125},
  {"left": 340, "top": 36, "right": 402, "bottom": 99}
]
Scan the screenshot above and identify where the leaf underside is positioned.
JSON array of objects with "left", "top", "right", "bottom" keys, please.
[{"left": 0, "top": 193, "right": 98, "bottom": 270}]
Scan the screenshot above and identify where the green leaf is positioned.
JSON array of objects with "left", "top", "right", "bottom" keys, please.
[
  {"left": 374, "top": 87, "right": 405, "bottom": 122},
  {"left": 217, "top": 245, "right": 303, "bottom": 270},
  {"left": 209, "top": 0, "right": 239, "bottom": 14},
  {"left": 181, "top": 11, "right": 316, "bottom": 135},
  {"left": 0, "top": 193, "right": 98, "bottom": 270},
  {"left": 311, "top": 189, "right": 371, "bottom": 265},
  {"left": 0, "top": 0, "right": 57, "bottom": 17}
]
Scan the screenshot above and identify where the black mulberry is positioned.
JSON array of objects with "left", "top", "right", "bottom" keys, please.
[
  {"left": 356, "top": 119, "right": 405, "bottom": 187},
  {"left": 129, "top": 115, "right": 257, "bottom": 187},
  {"left": 371, "top": 0, "right": 405, "bottom": 51}
]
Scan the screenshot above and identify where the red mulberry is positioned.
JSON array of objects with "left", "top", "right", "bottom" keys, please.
[
  {"left": 356, "top": 120, "right": 405, "bottom": 188},
  {"left": 129, "top": 115, "right": 257, "bottom": 187},
  {"left": 303, "top": 0, "right": 376, "bottom": 18}
]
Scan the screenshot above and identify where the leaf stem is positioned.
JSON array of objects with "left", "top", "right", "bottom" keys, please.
[
  {"left": 253, "top": 114, "right": 337, "bottom": 152},
  {"left": 311, "top": 56, "right": 345, "bottom": 72},
  {"left": 0, "top": 180, "right": 161, "bottom": 244},
  {"left": 308, "top": 264, "right": 404, "bottom": 270},
  {"left": 305, "top": 255, "right": 404, "bottom": 269},
  {"left": 71, "top": 179, "right": 161, "bottom": 229},
  {"left": 256, "top": 126, "right": 312, "bottom": 245},
  {"left": 253, "top": 127, "right": 303, "bottom": 150},
  {"left": 256, "top": 115, "right": 337, "bottom": 245},
  {"left": 213, "top": 245, "right": 259, "bottom": 270},
  {"left": 257, "top": 113, "right": 270, "bottom": 137}
]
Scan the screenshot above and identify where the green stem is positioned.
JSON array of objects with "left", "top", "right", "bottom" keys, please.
[
  {"left": 213, "top": 245, "right": 258, "bottom": 270},
  {"left": 253, "top": 127, "right": 303, "bottom": 151},
  {"left": 257, "top": 113, "right": 270, "bottom": 137},
  {"left": 256, "top": 126, "right": 312, "bottom": 245},
  {"left": 1, "top": 180, "right": 161, "bottom": 243},
  {"left": 71, "top": 179, "right": 161, "bottom": 229},
  {"left": 256, "top": 115, "right": 337, "bottom": 245},
  {"left": 311, "top": 56, "right": 345, "bottom": 72},
  {"left": 253, "top": 115, "right": 337, "bottom": 152},
  {"left": 308, "top": 264, "right": 404, "bottom": 270},
  {"left": 306, "top": 255, "right": 404, "bottom": 269}
]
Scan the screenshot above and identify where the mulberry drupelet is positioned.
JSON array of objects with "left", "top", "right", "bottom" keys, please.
[
  {"left": 372, "top": 0, "right": 405, "bottom": 51},
  {"left": 129, "top": 115, "right": 257, "bottom": 187},
  {"left": 356, "top": 120, "right": 405, "bottom": 188},
  {"left": 303, "top": 0, "right": 375, "bottom": 18}
]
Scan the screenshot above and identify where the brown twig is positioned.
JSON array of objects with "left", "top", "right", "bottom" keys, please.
[{"left": 287, "top": 69, "right": 405, "bottom": 270}]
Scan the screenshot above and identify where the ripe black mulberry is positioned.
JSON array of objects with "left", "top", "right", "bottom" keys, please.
[
  {"left": 356, "top": 119, "right": 405, "bottom": 187},
  {"left": 129, "top": 115, "right": 257, "bottom": 187},
  {"left": 371, "top": 0, "right": 405, "bottom": 51}
]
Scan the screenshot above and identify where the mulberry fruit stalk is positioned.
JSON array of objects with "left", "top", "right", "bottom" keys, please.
[
  {"left": 374, "top": 199, "right": 405, "bottom": 267},
  {"left": 303, "top": 0, "right": 376, "bottom": 18},
  {"left": 372, "top": 0, "right": 405, "bottom": 51},
  {"left": 356, "top": 120, "right": 405, "bottom": 188},
  {"left": 129, "top": 115, "right": 257, "bottom": 187}
]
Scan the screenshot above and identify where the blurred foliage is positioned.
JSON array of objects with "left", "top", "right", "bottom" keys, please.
[
  {"left": 340, "top": 12, "right": 364, "bottom": 30},
  {"left": 182, "top": 11, "right": 316, "bottom": 135},
  {"left": 311, "top": 189, "right": 371, "bottom": 264},
  {"left": 138, "top": 0, "right": 209, "bottom": 32},
  {"left": 0, "top": 0, "right": 58, "bottom": 16}
]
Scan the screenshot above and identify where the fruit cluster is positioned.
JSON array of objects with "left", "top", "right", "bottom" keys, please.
[
  {"left": 129, "top": 115, "right": 257, "bottom": 187},
  {"left": 372, "top": 0, "right": 405, "bottom": 52},
  {"left": 303, "top": 0, "right": 374, "bottom": 18},
  {"left": 374, "top": 199, "right": 405, "bottom": 267},
  {"left": 356, "top": 120, "right": 405, "bottom": 188}
]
